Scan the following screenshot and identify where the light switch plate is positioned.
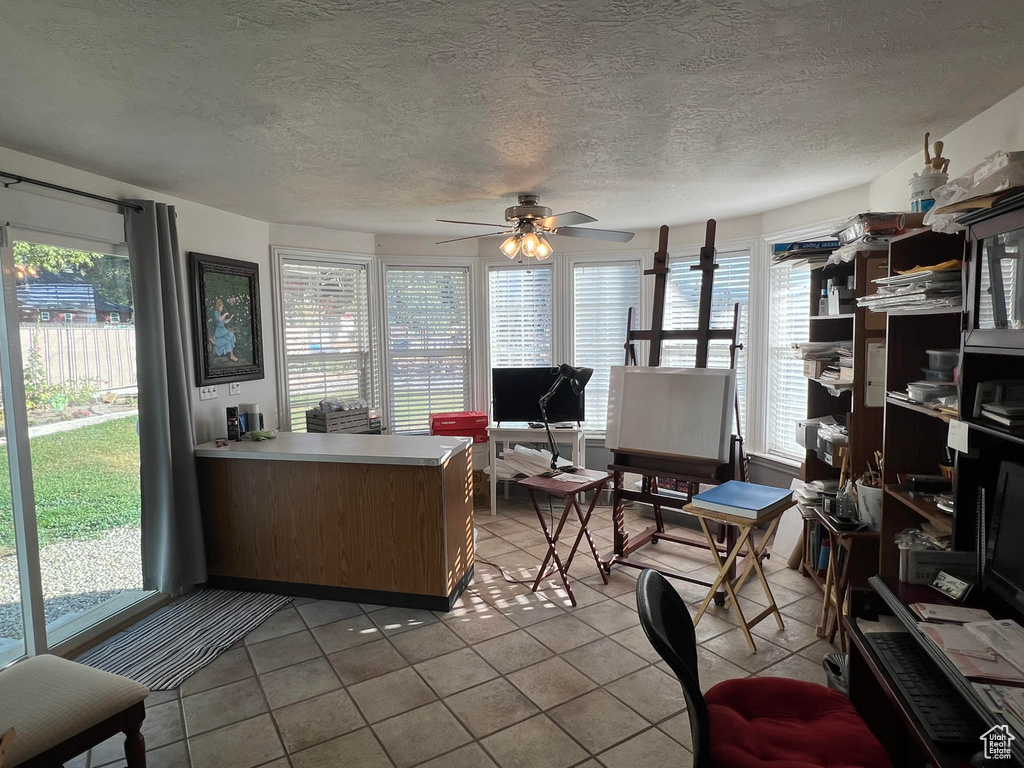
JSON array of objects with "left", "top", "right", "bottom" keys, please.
[
  {"left": 199, "top": 386, "right": 218, "bottom": 401},
  {"left": 229, "top": 382, "right": 241, "bottom": 396}
]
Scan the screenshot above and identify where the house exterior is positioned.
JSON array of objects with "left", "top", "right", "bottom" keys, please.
[{"left": 16, "top": 270, "right": 133, "bottom": 325}]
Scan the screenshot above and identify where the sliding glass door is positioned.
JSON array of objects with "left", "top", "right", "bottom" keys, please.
[
  {"left": 0, "top": 233, "right": 152, "bottom": 662},
  {"left": 0, "top": 365, "right": 25, "bottom": 660}
]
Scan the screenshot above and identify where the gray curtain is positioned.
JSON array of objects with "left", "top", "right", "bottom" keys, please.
[{"left": 125, "top": 200, "right": 206, "bottom": 596}]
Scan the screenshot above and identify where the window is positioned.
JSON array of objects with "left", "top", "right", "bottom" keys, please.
[
  {"left": 39, "top": 311, "right": 49, "bottom": 322},
  {"left": 276, "top": 254, "right": 374, "bottom": 431},
  {"left": 63, "top": 312, "right": 73, "bottom": 323},
  {"left": 488, "top": 265, "right": 553, "bottom": 369},
  {"left": 87, "top": 313, "right": 97, "bottom": 324},
  {"left": 766, "top": 261, "right": 811, "bottom": 459},
  {"left": 109, "top": 312, "right": 120, "bottom": 324},
  {"left": 572, "top": 261, "right": 640, "bottom": 431},
  {"left": 660, "top": 248, "right": 750, "bottom": 437},
  {"left": 385, "top": 266, "right": 471, "bottom": 433}
]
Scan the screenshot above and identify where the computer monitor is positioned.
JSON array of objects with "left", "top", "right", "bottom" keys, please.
[
  {"left": 491, "top": 367, "right": 585, "bottom": 424},
  {"left": 986, "top": 461, "right": 1024, "bottom": 613}
]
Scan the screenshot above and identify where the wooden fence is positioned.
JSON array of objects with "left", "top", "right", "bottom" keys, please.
[{"left": 21, "top": 326, "right": 137, "bottom": 391}]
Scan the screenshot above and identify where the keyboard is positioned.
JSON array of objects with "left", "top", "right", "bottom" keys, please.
[{"left": 864, "top": 631, "right": 983, "bottom": 746}]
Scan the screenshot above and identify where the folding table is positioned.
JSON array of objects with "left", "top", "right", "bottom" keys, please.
[
  {"left": 518, "top": 469, "right": 611, "bottom": 606},
  {"left": 684, "top": 500, "right": 793, "bottom": 652}
]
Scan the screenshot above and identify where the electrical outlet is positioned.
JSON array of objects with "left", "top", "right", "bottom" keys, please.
[
  {"left": 229, "top": 382, "right": 241, "bottom": 396},
  {"left": 199, "top": 386, "right": 218, "bottom": 401}
]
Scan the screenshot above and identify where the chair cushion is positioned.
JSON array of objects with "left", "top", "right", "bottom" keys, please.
[
  {"left": 706, "top": 677, "right": 893, "bottom": 768},
  {"left": 0, "top": 654, "right": 149, "bottom": 766}
]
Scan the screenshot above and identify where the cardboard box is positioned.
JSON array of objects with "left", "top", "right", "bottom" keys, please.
[
  {"left": 430, "top": 411, "right": 488, "bottom": 431},
  {"left": 472, "top": 469, "right": 490, "bottom": 510},
  {"left": 898, "top": 549, "right": 975, "bottom": 585},
  {"left": 432, "top": 427, "right": 488, "bottom": 443},
  {"left": 803, "top": 360, "right": 827, "bottom": 379}
]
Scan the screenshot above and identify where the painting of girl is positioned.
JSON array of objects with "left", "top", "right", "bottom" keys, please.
[
  {"left": 190, "top": 252, "right": 264, "bottom": 385},
  {"left": 212, "top": 297, "right": 239, "bottom": 361}
]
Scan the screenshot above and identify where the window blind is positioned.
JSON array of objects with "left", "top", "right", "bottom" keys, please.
[
  {"left": 572, "top": 261, "right": 640, "bottom": 431},
  {"left": 767, "top": 262, "right": 811, "bottom": 459},
  {"left": 660, "top": 248, "right": 750, "bottom": 436},
  {"left": 385, "top": 267, "right": 471, "bottom": 433},
  {"left": 279, "top": 258, "right": 374, "bottom": 431},
  {"left": 488, "top": 265, "right": 553, "bottom": 369}
]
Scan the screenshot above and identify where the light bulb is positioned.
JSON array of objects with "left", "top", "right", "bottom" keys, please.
[
  {"left": 534, "top": 235, "right": 552, "bottom": 260},
  {"left": 499, "top": 234, "right": 521, "bottom": 258},
  {"left": 520, "top": 231, "right": 540, "bottom": 257}
]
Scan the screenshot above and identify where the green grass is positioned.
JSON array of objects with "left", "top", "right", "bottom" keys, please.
[{"left": 0, "top": 416, "right": 140, "bottom": 551}]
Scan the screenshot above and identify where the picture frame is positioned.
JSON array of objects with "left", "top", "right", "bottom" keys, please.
[{"left": 189, "top": 252, "right": 264, "bottom": 385}]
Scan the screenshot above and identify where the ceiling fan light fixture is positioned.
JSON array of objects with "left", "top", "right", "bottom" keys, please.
[
  {"left": 520, "top": 231, "right": 541, "bottom": 258},
  {"left": 499, "top": 234, "right": 521, "bottom": 258},
  {"left": 533, "top": 234, "right": 552, "bottom": 260}
]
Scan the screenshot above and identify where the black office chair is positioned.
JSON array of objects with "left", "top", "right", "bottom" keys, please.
[{"left": 634, "top": 569, "right": 893, "bottom": 768}]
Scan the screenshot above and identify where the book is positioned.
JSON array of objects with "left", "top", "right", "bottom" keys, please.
[
  {"left": 920, "top": 622, "right": 1024, "bottom": 684},
  {"left": 982, "top": 411, "right": 1024, "bottom": 428},
  {"left": 983, "top": 401, "right": 1024, "bottom": 417},
  {"left": 910, "top": 603, "right": 993, "bottom": 624},
  {"left": 690, "top": 480, "right": 794, "bottom": 519}
]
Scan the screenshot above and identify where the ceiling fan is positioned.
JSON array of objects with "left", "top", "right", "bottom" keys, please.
[{"left": 436, "top": 194, "right": 635, "bottom": 260}]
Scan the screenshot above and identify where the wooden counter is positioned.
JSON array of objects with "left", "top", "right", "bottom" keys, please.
[{"left": 195, "top": 433, "right": 475, "bottom": 611}]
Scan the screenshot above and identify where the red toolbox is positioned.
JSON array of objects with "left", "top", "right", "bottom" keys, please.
[
  {"left": 430, "top": 411, "right": 489, "bottom": 443},
  {"left": 430, "top": 411, "right": 488, "bottom": 431}
]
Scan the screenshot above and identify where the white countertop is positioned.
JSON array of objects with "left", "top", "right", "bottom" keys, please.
[{"left": 194, "top": 432, "right": 472, "bottom": 466}]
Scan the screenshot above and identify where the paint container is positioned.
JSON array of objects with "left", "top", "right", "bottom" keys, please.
[{"left": 909, "top": 169, "right": 948, "bottom": 213}]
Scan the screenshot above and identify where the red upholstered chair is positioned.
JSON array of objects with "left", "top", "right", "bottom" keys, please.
[{"left": 635, "top": 569, "right": 893, "bottom": 768}]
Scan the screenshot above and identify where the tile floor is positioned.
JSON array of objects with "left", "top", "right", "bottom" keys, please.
[{"left": 74, "top": 501, "right": 838, "bottom": 768}]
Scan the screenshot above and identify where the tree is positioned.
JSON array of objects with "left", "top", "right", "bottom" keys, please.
[{"left": 12, "top": 243, "right": 134, "bottom": 309}]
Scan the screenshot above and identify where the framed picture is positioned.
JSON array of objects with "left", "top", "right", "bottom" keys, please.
[{"left": 189, "top": 252, "right": 264, "bottom": 385}]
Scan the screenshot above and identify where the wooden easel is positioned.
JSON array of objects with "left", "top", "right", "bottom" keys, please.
[{"left": 602, "top": 220, "right": 749, "bottom": 601}]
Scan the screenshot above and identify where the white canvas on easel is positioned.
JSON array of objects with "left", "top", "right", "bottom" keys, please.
[{"left": 605, "top": 367, "right": 736, "bottom": 463}]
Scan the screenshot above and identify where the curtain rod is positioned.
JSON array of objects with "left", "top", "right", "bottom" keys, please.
[{"left": 0, "top": 170, "right": 145, "bottom": 213}]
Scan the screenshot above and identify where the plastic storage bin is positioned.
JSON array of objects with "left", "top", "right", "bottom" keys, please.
[
  {"left": 920, "top": 367, "right": 955, "bottom": 382},
  {"left": 925, "top": 348, "right": 959, "bottom": 370}
]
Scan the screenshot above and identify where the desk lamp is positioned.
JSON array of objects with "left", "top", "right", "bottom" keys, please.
[{"left": 539, "top": 363, "right": 593, "bottom": 472}]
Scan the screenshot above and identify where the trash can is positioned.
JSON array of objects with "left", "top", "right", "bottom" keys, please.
[{"left": 823, "top": 652, "right": 849, "bottom": 697}]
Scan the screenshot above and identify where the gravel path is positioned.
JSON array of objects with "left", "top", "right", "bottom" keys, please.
[{"left": 0, "top": 525, "right": 143, "bottom": 642}]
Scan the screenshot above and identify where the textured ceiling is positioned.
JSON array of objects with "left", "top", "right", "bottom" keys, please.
[{"left": 0, "top": 1, "right": 1023, "bottom": 235}]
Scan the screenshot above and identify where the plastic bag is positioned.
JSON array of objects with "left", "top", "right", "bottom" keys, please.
[
  {"left": 894, "top": 528, "right": 943, "bottom": 551},
  {"left": 925, "top": 151, "right": 1024, "bottom": 233}
]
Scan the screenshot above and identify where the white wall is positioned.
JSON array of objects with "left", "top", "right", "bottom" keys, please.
[
  {"left": 871, "top": 85, "right": 1024, "bottom": 211},
  {"left": 0, "top": 146, "right": 273, "bottom": 443},
  {"left": 269, "top": 224, "right": 374, "bottom": 255}
]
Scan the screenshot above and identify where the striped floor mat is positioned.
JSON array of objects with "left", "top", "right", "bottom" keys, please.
[{"left": 78, "top": 589, "right": 292, "bottom": 690}]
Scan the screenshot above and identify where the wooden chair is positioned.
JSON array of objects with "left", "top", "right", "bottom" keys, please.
[
  {"left": 635, "top": 569, "right": 893, "bottom": 768},
  {"left": 0, "top": 655, "right": 149, "bottom": 767}
]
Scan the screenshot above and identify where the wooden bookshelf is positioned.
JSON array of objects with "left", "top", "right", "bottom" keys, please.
[
  {"left": 877, "top": 229, "right": 966, "bottom": 579},
  {"left": 799, "top": 251, "right": 886, "bottom": 589}
]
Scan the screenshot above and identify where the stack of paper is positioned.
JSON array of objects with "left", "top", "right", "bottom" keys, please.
[
  {"left": 492, "top": 445, "right": 573, "bottom": 480},
  {"left": 921, "top": 619, "right": 1024, "bottom": 684},
  {"left": 857, "top": 263, "right": 962, "bottom": 314}
]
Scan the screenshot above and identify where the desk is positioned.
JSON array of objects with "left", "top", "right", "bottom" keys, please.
[
  {"left": 194, "top": 433, "right": 475, "bottom": 612},
  {"left": 685, "top": 501, "right": 790, "bottom": 652},
  {"left": 518, "top": 469, "right": 610, "bottom": 606},
  {"left": 487, "top": 424, "right": 585, "bottom": 515},
  {"left": 846, "top": 577, "right": 1006, "bottom": 767}
]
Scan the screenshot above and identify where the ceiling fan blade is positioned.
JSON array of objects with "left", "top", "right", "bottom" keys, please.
[
  {"left": 554, "top": 226, "right": 635, "bottom": 243},
  {"left": 536, "top": 211, "right": 597, "bottom": 229},
  {"left": 437, "top": 219, "right": 509, "bottom": 227},
  {"left": 435, "top": 231, "right": 509, "bottom": 244}
]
